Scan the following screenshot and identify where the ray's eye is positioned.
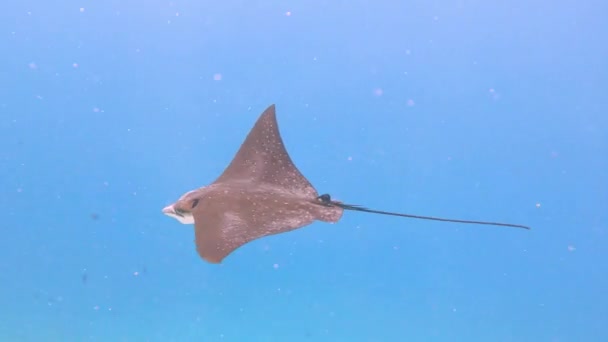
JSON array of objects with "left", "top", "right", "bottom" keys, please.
[{"left": 191, "top": 199, "right": 200, "bottom": 209}]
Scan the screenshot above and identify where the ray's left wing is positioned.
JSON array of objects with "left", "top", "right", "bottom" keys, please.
[{"left": 212, "top": 105, "right": 318, "bottom": 198}]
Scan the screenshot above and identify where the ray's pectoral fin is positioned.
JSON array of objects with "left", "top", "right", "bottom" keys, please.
[
  {"left": 212, "top": 104, "right": 318, "bottom": 199},
  {"left": 192, "top": 197, "right": 344, "bottom": 264},
  {"left": 193, "top": 210, "right": 250, "bottom": 264}
]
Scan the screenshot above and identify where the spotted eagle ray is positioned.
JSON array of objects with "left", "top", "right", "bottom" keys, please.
[{"left": 163, "top": 104, "right": 530, "bottom": 263}]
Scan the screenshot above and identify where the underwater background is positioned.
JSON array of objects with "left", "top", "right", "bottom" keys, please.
[{"left": 1, "top": 1, "right": 606, "bottom": 341}]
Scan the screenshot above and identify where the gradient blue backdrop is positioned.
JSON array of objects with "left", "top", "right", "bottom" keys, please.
[{"left": 1, "top": 1, "right": 606, "bottom": 341}]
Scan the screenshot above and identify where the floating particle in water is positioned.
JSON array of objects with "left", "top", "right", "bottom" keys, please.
[
  {"left": 407, "top": 99, "right": 415, "bottom": 106},
  {"left": 273, "top": 263, "right": 279, "bottom": 269},
  {"left": 79, "top": 8, "right": 85, "bottom": 13},
  {"left": 535, "top": 203, "right": 541, "bottom": 208},
  {"left": 28, "top": 62, "right": 37, "bottom": 69},
  {"left": 213, "top": 73, "right": 222, "bottom": 81},
  {"left": 72, "top": 63, "right": 79, "bottom": 68},
  {"left": 567, "top": 245, "right": 576, "bottom": 252},
  {"left": 285, "top": 11, "right": 292, "bottom": 16},
  {"left": 373, "top": 88, "right": 383, "bottom": 96},
  {"left": 488, "top": 88, "right": 500, "bottom": 100}
]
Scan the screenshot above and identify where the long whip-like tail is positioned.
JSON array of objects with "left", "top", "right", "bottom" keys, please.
[{"left": 317, "top": 194, "right": 531, "bottom": 230}]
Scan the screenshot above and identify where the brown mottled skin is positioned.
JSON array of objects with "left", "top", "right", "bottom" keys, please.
[{"left": 163, "top": 105, "right": 342, "bottom": 264}]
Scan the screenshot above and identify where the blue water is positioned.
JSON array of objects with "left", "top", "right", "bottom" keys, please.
[{"left": 1, "top": 1, "right": 606, "bottom": 341}]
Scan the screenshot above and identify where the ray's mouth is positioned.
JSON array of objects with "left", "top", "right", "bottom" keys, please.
[
  {"left": 162, "top": 205, "right": 181, "bottom": 217},
  {"left": 163, "top": 204, "right": 190, "bottom": 218}
]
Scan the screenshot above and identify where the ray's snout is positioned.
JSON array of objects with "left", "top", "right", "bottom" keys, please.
[
  {"left": 163, "top": 203, "right": 195, "bottom": 225},
  {"left": 162, "top": 205, "right": 175, "bottom": 215}
]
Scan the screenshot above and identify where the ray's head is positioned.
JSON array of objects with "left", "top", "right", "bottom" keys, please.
[{"left": 162, "top": 189, "right": 203, "bottom": 225}]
